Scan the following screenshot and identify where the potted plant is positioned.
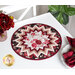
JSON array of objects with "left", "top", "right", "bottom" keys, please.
[{"left": 48, "top": 5, "right": 75, "bottom": 25}]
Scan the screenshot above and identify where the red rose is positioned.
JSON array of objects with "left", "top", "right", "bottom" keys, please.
[{"left": 0, "top": 13, "right": 14, "bottom": 35}]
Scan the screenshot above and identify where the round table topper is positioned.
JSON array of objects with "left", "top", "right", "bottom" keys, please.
[{"left": 11, "top": 23, "right": 62, "bottom": 60}]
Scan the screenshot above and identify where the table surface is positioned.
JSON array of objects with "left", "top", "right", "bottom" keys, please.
[{"left": 0, "top": 13, "right": 72, "bottom": 69}]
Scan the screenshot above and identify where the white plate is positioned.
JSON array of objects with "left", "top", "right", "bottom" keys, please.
[{"left": 60, "top": 44, "right": 75, "bottom": 69}]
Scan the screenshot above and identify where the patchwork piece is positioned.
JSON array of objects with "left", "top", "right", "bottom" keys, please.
[{"left": 11, "top": 23, "right": 62, "bottom": 60}]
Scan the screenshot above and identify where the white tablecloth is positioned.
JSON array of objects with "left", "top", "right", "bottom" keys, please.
[{"left": 0, "top": 13, "right": 72, "bottom": 69}]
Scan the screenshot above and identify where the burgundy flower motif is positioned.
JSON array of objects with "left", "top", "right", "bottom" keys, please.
[
  {"left": 36, "top": 40, "right": 42, "bottom": 44},
  {"left": 32, "top": 43, "right": 37, "bottom": 48}
]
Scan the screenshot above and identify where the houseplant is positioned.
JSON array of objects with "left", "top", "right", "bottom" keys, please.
[
  {"left": 0, "top": 12, "right": 14, "bottom": 42},
  {"left": 48, "top": 5, "right": 75, "bottom": 25}
]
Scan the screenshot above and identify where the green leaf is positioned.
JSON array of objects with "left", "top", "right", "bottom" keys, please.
[
  {"left": 66, "top": 7, "right": 75, "bottom": 16},
  {"left": 62, "top": 13, "right": 69, "bottom": 25},
  {"left": 0, "top": 26, "right": 1, "bottom": 29},
  {"left": 48, "top": 5, "right": 75, "bottom": 25},
  {"left": 59, "top": 5, "right": 66, "bottom": 12},
  {"left": 48, "top": 5, "right": 59, "bottom": 12},
  {"left": 56, "top": 13, "right": 64, "bottom": 24},
  {"left": 51, "top": 11, "right": 59, "bottom": 18}
]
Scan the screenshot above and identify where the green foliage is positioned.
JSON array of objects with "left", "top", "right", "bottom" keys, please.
[
  {"left": 48, "top": 5, "right": 75, "bottom": 25},
  {"left": 0, "top": 26, "right": 1, "bottom": 29}
]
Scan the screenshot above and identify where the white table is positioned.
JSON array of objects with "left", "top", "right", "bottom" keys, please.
[{"left": 0, "top": 13, "right": 72, "bottom": 69}]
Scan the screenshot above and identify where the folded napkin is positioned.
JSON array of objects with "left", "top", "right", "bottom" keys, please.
[
  {"left": 67, "top": 36, "right": 75, "bottom": 48},
  {"left": 63, "top": 36, "right": 75, "bottom": 68}
]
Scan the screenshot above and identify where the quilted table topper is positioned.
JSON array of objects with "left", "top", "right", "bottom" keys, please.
[{"left": 11, "top": 23, "right": 62, "bottom": 60}]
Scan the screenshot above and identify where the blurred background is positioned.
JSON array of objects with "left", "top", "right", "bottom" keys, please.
[{"left": 0, "top": 5, "right": 75, "bottom": 37}]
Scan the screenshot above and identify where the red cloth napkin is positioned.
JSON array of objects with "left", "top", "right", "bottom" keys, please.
[
  {"left": 62, "top": 36, "right": 75, "bottom": 68},
  {"left": 67, "top": 36, "right": 75, "bottom": 48}
]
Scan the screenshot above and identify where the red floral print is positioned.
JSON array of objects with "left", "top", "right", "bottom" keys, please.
[
  {"left": 36, "top": 40, "right": 42, "bottom": 44},
  {"left": 31, "top": 33, "right": 35, "bottom": 36},
  {"left": 32, "top": 43, "right": 37, "bottom": 48}
]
